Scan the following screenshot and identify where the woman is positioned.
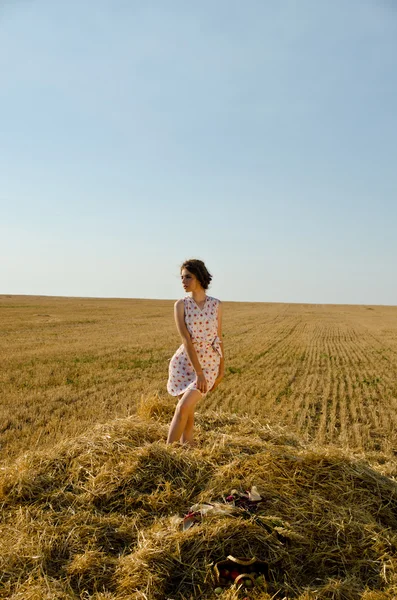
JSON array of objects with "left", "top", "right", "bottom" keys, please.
[{"left": 167, "top": 259, "right": 224, "bottom": 445}]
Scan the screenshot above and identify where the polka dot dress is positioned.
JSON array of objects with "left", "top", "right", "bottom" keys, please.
[{"left": 167, "top": 295, "right": 222, "bottom": 397}]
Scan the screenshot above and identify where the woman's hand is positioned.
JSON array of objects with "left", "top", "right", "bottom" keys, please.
[
  {"left": 196, "top": 371, "right": 208, "bottom": 394},
  {"left": 211, "top": 366, "right": 225, "bottom": 392}
]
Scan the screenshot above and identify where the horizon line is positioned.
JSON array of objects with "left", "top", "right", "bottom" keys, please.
[{"left": 0, "top": 293, "right": 395, "bottom": 309}]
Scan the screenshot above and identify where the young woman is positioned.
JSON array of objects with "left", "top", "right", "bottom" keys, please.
[{"left": 166, "top": 259, "right": 224, "bottom": 445}]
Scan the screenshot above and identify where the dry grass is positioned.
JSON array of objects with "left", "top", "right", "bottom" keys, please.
[
  {"left": 0, "top": 408, "right": 396, "bottom": 599},
  {"left": 1, "top": 295, "right": 397, "bottom": 598},
  {"left": 1, "top": 295, "right": 397, "bottom": 462},
  {"left": 0, "top": 295, "right": 175, "bottom": 460}
]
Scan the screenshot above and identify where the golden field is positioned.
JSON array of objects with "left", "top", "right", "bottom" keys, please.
[
  {"left": 0, "top": 294, "right": 396, "bottom": 600},
  {"left": 1, "top": 295, "right": 396, "bottom": 462}
]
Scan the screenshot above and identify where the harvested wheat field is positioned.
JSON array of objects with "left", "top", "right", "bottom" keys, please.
[{"left": 1, "top": 295, "right": 396, "bottom": 599}]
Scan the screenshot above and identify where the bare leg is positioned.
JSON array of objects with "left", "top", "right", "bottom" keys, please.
[
  {"left": 180, "top": 411, "right": 195, "bottom": 445},
  {"left": 167, "top": 389, "right": 202, "bottom": 444}
]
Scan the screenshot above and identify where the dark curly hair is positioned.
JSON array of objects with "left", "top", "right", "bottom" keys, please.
[{"left": 181, "top": 259, "right": 212, "bottom": 290}]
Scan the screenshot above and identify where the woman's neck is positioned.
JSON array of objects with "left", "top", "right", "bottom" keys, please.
[{"left": 191, "top": 290, "right": 206, "bottom": 303}]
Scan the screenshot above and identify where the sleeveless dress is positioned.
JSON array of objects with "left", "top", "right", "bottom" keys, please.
[{"left": 167, "top": 295, "right": 222, "bottom": 396}]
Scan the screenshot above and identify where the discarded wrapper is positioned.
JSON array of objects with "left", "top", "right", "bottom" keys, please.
[
  {"left": 214, "top": 555, "right": 268, "bottom": 589},
  {"left": 177, "top": 486, "right": 265, "bottom": 532},
  {"left": 180, "top": 503, "right": 236, "bottom": 531},
  {"left": 225, "top": 486, "right": 265, "bottom": 513}
]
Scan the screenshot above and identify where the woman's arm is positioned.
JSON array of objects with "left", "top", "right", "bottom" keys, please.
[
  {"left": 217, "top": 301, "right": 225, "bottom": 374},
  {"left": 211, "top": 301, "right": 225, "bottom": 391},
  {"left": 174, "top": 300, "right": 208, "bottom": 393}
]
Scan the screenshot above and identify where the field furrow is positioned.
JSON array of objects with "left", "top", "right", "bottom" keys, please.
[{"left": 1, "top": 297, "right": 396, "bottom": 462}]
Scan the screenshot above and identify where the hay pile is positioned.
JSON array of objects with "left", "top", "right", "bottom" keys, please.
[{"left": 0, "top": 397, "right": 396, "bottom": 599}]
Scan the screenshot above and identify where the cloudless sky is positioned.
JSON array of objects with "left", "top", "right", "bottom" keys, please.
[{"left": 1, "top": 0, "right": 396, "bottom": 304}]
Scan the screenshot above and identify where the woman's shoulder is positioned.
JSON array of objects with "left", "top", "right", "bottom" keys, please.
[
  {"left": 207, "top": 295, "right": 221, "bottom": 305},
  {"left": 174, "top": 298, "right": 186, "bottom": 308}
]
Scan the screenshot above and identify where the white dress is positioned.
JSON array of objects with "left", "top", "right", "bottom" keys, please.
[{"left": 167, "top": 295, "right": 222, "bottom": 396}]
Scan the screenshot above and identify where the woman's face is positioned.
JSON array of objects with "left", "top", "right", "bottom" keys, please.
[{"left": 181, "top": 268, "right": 202, "bottom": 293}]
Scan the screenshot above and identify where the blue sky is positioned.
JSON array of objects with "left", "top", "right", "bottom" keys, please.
[{"left": 1, "top": 1, "right": 396, "bottom": 304}]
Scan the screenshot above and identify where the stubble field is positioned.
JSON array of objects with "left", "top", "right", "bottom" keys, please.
[
  {"left": 1, "top": 295, "right": 397, "bottom": 600},
  {"left": 1, "top": 295, "right": 396, "bottom": 463}
]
